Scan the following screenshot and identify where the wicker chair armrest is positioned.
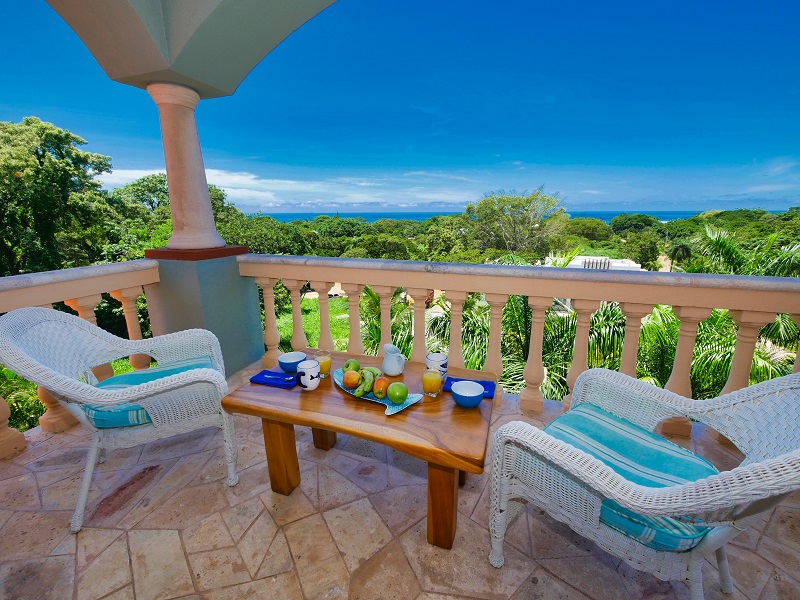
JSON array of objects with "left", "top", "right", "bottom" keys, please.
[
  {"left": 572, "top": 369, "right": 701, "bottom": 431},
  {"left": 494, "top": 421, "right": 800, "bottom": 522},
  {"left": 50, "top": 368, "right": 229, "bottom": 407},
  {"left": 130, "top": 330, "right": 225, "bottom": 374}
]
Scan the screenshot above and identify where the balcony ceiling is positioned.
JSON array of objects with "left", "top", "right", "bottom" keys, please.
[{"left": 46, "top": 0, "right": 337, "bottom": 99}]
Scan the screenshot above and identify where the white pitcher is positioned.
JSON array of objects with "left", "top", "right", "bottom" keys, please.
[{"left": 381, "top": 344, "right": 406, "bottom": 376}]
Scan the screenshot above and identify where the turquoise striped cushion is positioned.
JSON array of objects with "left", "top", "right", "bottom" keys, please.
[
  {"left": 83, "top": 356, "right": 215, "bottom": 428},
  {"left": 544, "top": 402, "right": 717, "bottom": 552}
]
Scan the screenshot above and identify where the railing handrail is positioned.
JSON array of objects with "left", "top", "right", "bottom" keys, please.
[
  {"left": 238, "top": 254, "right": 800, "bottom": 313},
  {"left": 0, "top": 260, "right": 160, "bottom": 313}
]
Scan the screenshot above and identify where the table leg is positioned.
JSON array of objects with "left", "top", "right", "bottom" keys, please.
[
  {"left": 458, "top": 470, "right": 467, "bottom": 487},
  {"left": 262, "top": 418, "right": 300, "bottom": 495},
  {"left": 312, "top": 428, "right": 337, "bottom": 450},
  {"left": 427, "top": 463, "right": 458, "bottom": 549}
]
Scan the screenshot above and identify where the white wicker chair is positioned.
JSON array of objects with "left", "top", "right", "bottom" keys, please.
[
  {"left": 489, "top": 368, "right": 800, "bottom": 600},
  {"left": 0, "top": 307, "right": 238, "bottom": 533}
]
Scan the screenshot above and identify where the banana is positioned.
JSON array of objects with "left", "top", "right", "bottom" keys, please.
[
  {"left": 354, "top": 369, "right": 374, "bottom": 397},
  {"left": 362, "top": 366, "right": 383, "bottom": 379}
]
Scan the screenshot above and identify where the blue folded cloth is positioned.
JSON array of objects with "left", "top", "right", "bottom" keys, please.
[
  {"left": 250, "top": 369, "right": 297, "bottom": 389},
  {"left": 443, "top": 377, "right": 496, "bottom": 398}
]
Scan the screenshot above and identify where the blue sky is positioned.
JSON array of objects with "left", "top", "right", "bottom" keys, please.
[{"left": 3, "top": 1, "right": 799, "bottom": 214}]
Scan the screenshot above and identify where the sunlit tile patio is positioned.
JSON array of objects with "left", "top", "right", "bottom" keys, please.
[{"left": 1, "top": 361, "right": 798, "bottom": 600}]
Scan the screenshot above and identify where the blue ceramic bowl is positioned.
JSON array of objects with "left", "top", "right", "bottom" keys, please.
[
  {"left": 278, "top": 351, "right": 307, "bottom": 373},
  {"left": 450, "top": 380, "right": 484, "bottom": 408}
]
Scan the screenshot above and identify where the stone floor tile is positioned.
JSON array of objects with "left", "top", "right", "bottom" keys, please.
[
  {"left": 299, "top": 462, "right": 320, "bottom": 509},
  {"left": 349, "top": 540, "right": 422, "bottom": 600},
  {"left": 537, "top": 554, "right": 630, "bottom": 600},
  {"left": 369, "top": 484, "right": 427, "bottom": 536},
  {"left": 200, "top": 571, "right": 305, "bottom": 600},
  {"left": 400, "top": 518, "right": 534, "bottom": 599},
  {"left": 182, "top": 513, "right": 235, "bottom": 554},
  {"left": 261, "top": 488, "right": 315, "bottom": 526},
  {"left": 324, "top": 497, "right": 393, "bottom": 572},
  {"left": 387, "top": 448, "right": 427, "bottom": 486},
  {"left": 35, "top": 464, "right": 83, "bottom": 489},
  {"left": 134, "top": 481, "right": 230, "bottom": 530},
  {"left": 223, "top": 461, "right": 273, "bottom": 505},
  {"left": 0, "top": 460, "right": 29, "bottom": 482},
  {"left": 699, "top": 560, "right": 750, "bottom": 600},
  {"left": 468, "top": 470, "right": 491, "bottom": 527},
  {"left": 254, "top": 531, "right": 293, "bottom": 579},
  {"left": 187, "top": 546, "right": 250, "bottom": 591},
  {"left": 765, "top": 507, "right": 800, "bottom": 554},
  {"left": 457, "top": 469, "right": 488, "bottom": 518},
  {"left": 284, "top": 513, "right": 349, "bottom": 599},
  {"left": 236, "top": 510, "right": 279, "bottom": 577},
  {"left": 345, "top": 461, "right": 390, "bottom": 495},
  {"left": 102, "top": 585, "right": 135, "bottom": 600},
  {"left": 50, "top": 531, "right": 77, "bottom": 556},
  {"left": 510, "top": 566, "right": 593, "bottom": 600},
  {"left": 0, "top": 473, "right": 40, "bottom": 509},
  {"left": 415, "top": 594, "right": 477, "bottom": 600},
  {"left": 715, "top": 544, "right": 774, "bottom": 599},
  {"left": 757, "top": 535, "right": 800, "bottom": 576},
  {"left": 76, "top": 535, "right": 132, "bottom": 600},
  {"left": 0, "top": 510, "right": 72, "bottom": 560},
  {"left": 0, "top": 509, "right": 13, "bottom": 530},
  {"left": 0, "top": 554, "right": 75, "bottom": 600},
  {"left": 85, "top": 463, "right": 167, "bottom": 529},
  {"left": 503, "top": 508, "right": 532, "bottom": 558},
  {"left": 757, "top": 569, "right": 800, "bottom": 600},
  {"left": 93, "top": 446, "right": 142, "bottom": 473},
  {"left": 340, "top": 436, "right": 388, "bottom": 463},
  {"left": 26, "top": 446, "right": 89, "bottom": 472},
  {"left": 615, "top": 559, "right": 690, "bottom": 599},
  {"left": 76, "top": 528, "right": 125, "bottom": 569},
  {"left": 317, "top": 465, "right": 367, "bottom": 511},
  {"left": 222, "top": 496, "right": 264, "bottom": 543},
  {"left": 128, "top": 529, "right": 195, "bottom": 600},
  {"left": 139, "top": 427, "right": 217, "bottom": 462},
  {"left": 527, "top": 509, "right": 598, "bottom": 558}
]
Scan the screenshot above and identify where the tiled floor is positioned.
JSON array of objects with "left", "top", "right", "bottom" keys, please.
[{"left": 1, "top": 366, "right": 799, "bottom": 600}]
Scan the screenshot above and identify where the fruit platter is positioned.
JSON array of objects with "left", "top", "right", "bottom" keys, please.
[{"left": 333, "top": 359, "right": 422, "bottom": 416}]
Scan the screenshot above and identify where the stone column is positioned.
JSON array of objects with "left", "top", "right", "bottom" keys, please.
[
  {"left": 0, "top": 398, "right": 26, "bottom": 458},
  {"left": 519, "top": 296, "right": 553, "bottom": 413},
  {"left": 147, "top": 82, "right": 226, "bottom": 250}
]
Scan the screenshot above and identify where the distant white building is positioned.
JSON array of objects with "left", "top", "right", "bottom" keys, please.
[{"left": 544, "top": 255, "right": 645, "bottom": 271}]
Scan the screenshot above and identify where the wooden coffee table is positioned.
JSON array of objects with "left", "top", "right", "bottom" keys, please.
[{"left": 222, "top": 352, "right": 497, "bottom": 549}]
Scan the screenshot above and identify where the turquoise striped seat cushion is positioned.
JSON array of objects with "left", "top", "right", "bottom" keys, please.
[
  {"left": 544, "top": 402, "right": 717, "bottom": 552},
  {"left": 84, "top": 356, "right": 214, "bottom": 428}
]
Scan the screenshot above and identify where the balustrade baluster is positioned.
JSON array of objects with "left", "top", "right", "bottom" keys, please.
[
  {"left": 721, "top": 310, "right": 774, "bottom": 395},
  {"left": 407, "top": 288, "right": 429, "bottom": 363},
  {"left": 373, "top": 285, "right": 395, "bottom": 354},
  {"left": 662, "top": 306, "right": 712, "bottom": 436},
  {"left": 342, "top": 283, "right": 365, "bottom": 354},
  {"left": 255, "top": 277, "right": 282, "bottom": 367},
  {"left": 282, "top": 279, "right": 309, "bottom": 351},
  {"left": 311, "top": 280, "right": 335, "bottom": 352},
  {"left": 564, "top": 299, "right": 602, "bottom": 410},
  {"left": 446, "top": 290, "right": 467, "bottom": 369},
  {"left": 65, "top": 295, "right": 114, "bottom": 383},
  {"left": 519, "top": 296, "right": 552, "bottom": 413},
  {"left": 619, "top": 303, "right": 653, "bottom": 377},
  {"left": 0, "top": 395, "right": 26, "bottom": 458},
  {"left": 792, "top": 315, "right": 800, "bottom": 374},
  {"left": 110, "top": 287, "right": 151, "bottom": 370},
  {"left": 484, "top": 293, "right": 508, "bottom": 378}
]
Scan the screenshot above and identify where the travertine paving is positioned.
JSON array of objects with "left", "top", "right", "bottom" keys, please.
[{"left": 1, "top": 370, "right": 799, "bottom": 599}]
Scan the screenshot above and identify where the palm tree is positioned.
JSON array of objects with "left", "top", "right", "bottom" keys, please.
[
  {"left": 689, "top": 225, "right": 800, "bottom": 277},
  {"left": 667, "top": 241, "right": 692, "bottom": 271}
]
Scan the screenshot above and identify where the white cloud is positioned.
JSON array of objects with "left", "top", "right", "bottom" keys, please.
[{"left": 98, "top": 168, "right": 163, "bottom": 186}]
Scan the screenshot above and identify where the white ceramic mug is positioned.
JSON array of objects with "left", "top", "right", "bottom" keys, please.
[
  {"left": 296, "top": 359, "right": 321, "bottom": 391},
  {"left": 426, "top": 352, "right": 448, "bottom": 379}
]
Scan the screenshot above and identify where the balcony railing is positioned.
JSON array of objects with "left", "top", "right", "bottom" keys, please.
[
  {"left": 239, "top": 254, "right": 800, "bottom": 434},
  {"left": 0, "top": 260, "right": 159, "bottom": 452}
]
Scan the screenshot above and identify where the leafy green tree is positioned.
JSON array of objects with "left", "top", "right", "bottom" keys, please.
[
  {"left": 687, "top": 225, "right": 800, "bottom": 277},
  {"left": 667, "top": 241, "right": 692, "bottom": 271},
  {"left": 466, "top": 188, "right": 564, "bottom": 254},
  {"left": 0, "top": 117, "right": 111, "bottom": 275},
  {"left": 624, "top": 231, "right": 662, "bottom": 270},
  {"left": 564, "top": 217, "right": 613, "bottom": 241},
  {"left": 610, "top": 212, "right": 660, "bottom": 234}
]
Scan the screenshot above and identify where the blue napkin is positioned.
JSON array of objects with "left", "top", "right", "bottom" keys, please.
[
  {"left": 250, "top": 369, "right": 297, "bottom": 389},
  {"left": 443, "top": 377, "right": 495, "bottom": 399}
]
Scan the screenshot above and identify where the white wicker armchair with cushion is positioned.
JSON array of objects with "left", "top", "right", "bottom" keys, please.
[
  {"left": 0, "top": 306, "right": 239, "bottom": 533},
  {"left": 489, "top": 368, "right": 800, "bottom": 600}
]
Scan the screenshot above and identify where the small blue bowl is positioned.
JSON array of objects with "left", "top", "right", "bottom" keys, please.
[
  {"left": 278, "top": 351, "right": 307, "bottom": 373},
  {"left": 450, "top": 380, "right": 484, "bottom": 408}
]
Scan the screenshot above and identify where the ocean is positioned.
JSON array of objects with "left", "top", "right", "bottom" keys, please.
[{"left": 264, "top": 210, "right": 704, "bottom": 224}]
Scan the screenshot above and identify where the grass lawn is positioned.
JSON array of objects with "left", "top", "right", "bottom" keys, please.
[{"left": 276, "top": 296, "right": 351, "bottom": 352}]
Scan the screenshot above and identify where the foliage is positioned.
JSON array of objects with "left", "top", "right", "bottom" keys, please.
[
  {"left": 564, "top": 217, "right": 612, "bottom": 241},
  {"left": 610, "top": 212, "right": 661, "bottom": 234},
  {"left": 623, "top": 231, "right": 662, "bottom": 270},
  {"left": 1, "top": 367, "right": 42, "bottom": 432}
]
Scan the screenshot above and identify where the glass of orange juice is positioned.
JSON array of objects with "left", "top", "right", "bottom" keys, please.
[
  {"left": 422, "top": 369, "right": 443, "bottom": 397},
  {"left": 315, "top": 350, "right": 332, "bottom": 378}
]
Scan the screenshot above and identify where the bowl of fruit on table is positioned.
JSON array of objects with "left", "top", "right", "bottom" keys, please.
[{"left": 333, "top": 359, "right": 423, "bottom": 415}]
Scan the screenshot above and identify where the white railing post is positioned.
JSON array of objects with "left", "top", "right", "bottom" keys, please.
[
  {"left": 791, "top": 315, "right": 800, "bottom": 374},
  {"left": 373, "top": 285, "right": 395, "bottom": 354},
  {"left": 343, "top": 283, "right": 365, "bottom": 355},
  {"left": 110, "top": 287, "right": 151, "bottom": 370},
  {"left": 519, "top": 296, "right": 552, "bottom": 413},
  {"left": 619, "top": 303, "right": 653, "bottom": 377},
  {"left": 0, "top": 397, "right": 26, "bottom": 458},
  {"left": 662, "top": 306, "right": 712, "bottom": 436},
  {"left": 65, "top": 295, "right": 114, "bottom": 382},
  {"left": 311, "top": 280, "right": 335, "bottom": 352},
  {"left": 446, "top": 290, "right": 468, "bottom": 369},
  {"left": 721, "top": 310, "right": 774, "bottom": 395},
  {"left": 255, "top": 277, "right": 281, "bottom": 367},
  {"left": 564, "top": 299, "right": 601, "bottom": 410},
  {"left": 484, "top": 293, "right": 508, "bottom": 377},
  {"left": 407, "top": 287, "right": 429, "bottom": 363},
  {"left": 282, "top": 279, "right": 309, "bottom": 351}
]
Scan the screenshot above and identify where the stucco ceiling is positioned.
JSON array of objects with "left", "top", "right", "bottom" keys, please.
[{"left": 47, "top": 0, "right": 337, "bottom": 98}]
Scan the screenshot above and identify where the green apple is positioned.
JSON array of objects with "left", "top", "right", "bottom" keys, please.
[
  {"left": 343, "top": 359, "right": 360, "bottom": 372},
  {"left": 386, "top": 382, "right": 408, "bottom": 405}
]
